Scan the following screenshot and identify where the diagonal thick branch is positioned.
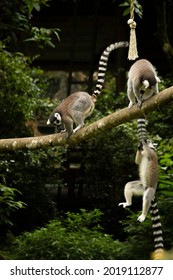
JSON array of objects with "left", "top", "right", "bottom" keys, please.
[{"left": 0, "top": 86, "right": 173, "bottom": 151}]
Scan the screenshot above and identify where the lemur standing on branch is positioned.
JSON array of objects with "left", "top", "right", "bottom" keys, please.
[
  {"left": 127, "top": 59, "right": 160, "bottom": 108},
  {"left": 47, "top": 41, "right": 128, "bottom": 137}
]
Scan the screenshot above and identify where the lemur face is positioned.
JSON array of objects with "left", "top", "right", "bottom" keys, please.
[
  {"left": 53, "top": 113, "right": 62, "bottom": 125},
  {"left": 47, "top": 113, "right": 62, "bottom": 126},
  {"left": 147, "top": 140, "right": 156, "bottom": 150}
]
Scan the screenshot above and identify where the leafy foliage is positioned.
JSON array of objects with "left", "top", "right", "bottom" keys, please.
[
  {"left": 0, "top": 1, "right": 64, "bottom": 237},
  {"left": 25, "top": 26, "right": 60, "bottom": 48},
  {"left": 0, "top": 0, "right": 60, "bottom": 49},
  {"left": 156, "top": 139, "right": 173, "bottom": 249},
  {"left": 158, "top": 139, "right": 173, "bottom": 198},
  {"left": 119, "top": 0, "right": 143, "bottom": 18},
  {"left": 0, "top": 184, "right": 26, "bottom": 226},
  {"left": 0, "top": 48, "right": 48, "bottom": 137},
  {"left": 0, "top": 146, "right": 66, "bottom": 234},
  {"left": 0, "top": 0, "right": 63, "bottom": 241},
  {"left": 80, "top": 124, "right": 137, "bottom": 207},
  {"left": 0, "top": 0, "right": 50, "bottom": 41},
  {"left": 120, "top": 209, "right": 156, "bottom": 259},
  {"left": 11, "top": 209, "right": 126, "bottom": 260}
]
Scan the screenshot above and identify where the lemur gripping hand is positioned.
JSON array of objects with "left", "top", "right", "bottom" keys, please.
[{"left": 138, "top": 142, "right": 143, "bottom": 151}]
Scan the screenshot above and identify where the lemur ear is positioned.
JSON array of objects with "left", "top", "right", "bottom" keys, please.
[
  {"left": 54, "top": 113, "right": 61, "bottom": 124},
  {"left": 47, "top": 119, "right": 50, "bottom": 125},
  {"left": 156, "top": 76, "right": 161, "bottom": 83},
  {"left": 142, "top": 80, "right": 149, "bottom": 89}
]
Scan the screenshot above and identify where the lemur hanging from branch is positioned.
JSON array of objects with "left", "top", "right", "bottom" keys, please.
[
  {"left": 118, "top": 119, "right": 158, "bottom": 222},
  {"left": 119, "top": 118, "right": 164, "bottom": 258}
]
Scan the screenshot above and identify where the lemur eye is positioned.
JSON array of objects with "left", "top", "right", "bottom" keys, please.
[
  {"left": 140, "top": 90, "right": 145, "bottom": 94},
  {"left": 53, "top": 119, "right": 60, "bottom": 125}
]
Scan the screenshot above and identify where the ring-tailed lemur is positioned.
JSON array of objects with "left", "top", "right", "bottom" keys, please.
[
  {"left": 119, "top": 118, "right": 164, "bottom": 257},
  {"left": 127, "top": 59, "right": 160, "bottom": 108},
  {"left": 47, "top": 41, "right": 128, "bottom": 137},
  {"left": 136, "top": 119, "right": 164, "bottom": 257},
  {"left": 118, "top": 139, "right": 158, "bottom": 222}
]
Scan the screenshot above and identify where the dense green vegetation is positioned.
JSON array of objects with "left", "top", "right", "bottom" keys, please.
[
  {"left": 0, "top": 0, "right": 173, "bottom": 260},
  {"left": 5, "top": 209, "right": 157, "bottom": 260}
]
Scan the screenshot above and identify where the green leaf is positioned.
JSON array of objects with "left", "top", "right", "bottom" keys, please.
[
  {"left": 119, "top": 2, "right": 129, "bottom": 7},
  {"left": 123, "top": 8, "right": 130, "bottom": 16},
  {"left": 160, "top": 191, "right": 173, "bottom": 197}
]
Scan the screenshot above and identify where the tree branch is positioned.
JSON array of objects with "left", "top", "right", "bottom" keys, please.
[{"left": 1, "top": 86, "right": 173, "bottom": 151}]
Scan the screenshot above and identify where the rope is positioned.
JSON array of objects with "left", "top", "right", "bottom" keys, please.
[{"left": 128, "top": 0, "right": 138, "bottom": 60}]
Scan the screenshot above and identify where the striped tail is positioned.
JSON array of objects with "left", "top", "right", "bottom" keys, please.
[
  {"left": 93, "top": 41, "right": 128, "bottom": 97},
  {"left": 137, "top": 118, "right": 148, "bottom": 142},
  {"left": 150, "top": 198, "right": 164, "bottom": 259}
]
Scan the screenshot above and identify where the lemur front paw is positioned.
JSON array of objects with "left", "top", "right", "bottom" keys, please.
[
  {"left": 128, "top": 102, "right": 134, "bottom": 109},
  {"left": 137, "top": 100, "right": 142, "bottom": 108}
]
